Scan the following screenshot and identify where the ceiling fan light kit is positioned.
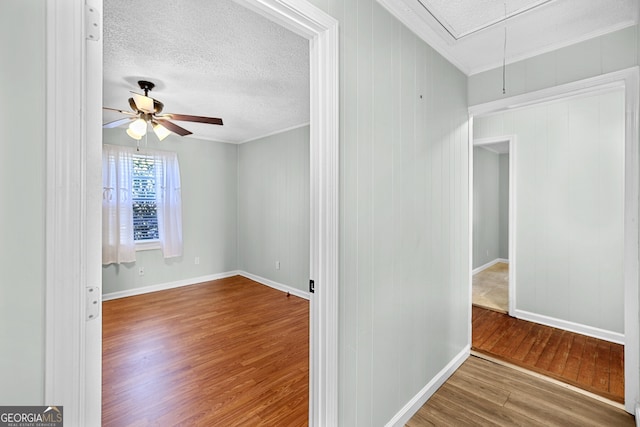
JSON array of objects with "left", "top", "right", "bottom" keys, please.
[
  {"left": 129, "top": 117, "right": 148, "bottom": 136},
  {"left": 152, "top": 122, "right": 171, "bottom": 141},
  {"left": 103, "top": 80, "right": 224, "bottom": 143},
  {"left": 126, "top": 128, "right": 143, "bottom": 141}
]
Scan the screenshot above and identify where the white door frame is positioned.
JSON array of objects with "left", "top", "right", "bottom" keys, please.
[
  {"left": 45, "top": 0, "right": 339, "bottom": 425},
  {"left": 472, "top": 136, "right": 516, "bottom": 316},
  {"left": 469, "top": 67, "right": 640, "bottom": 414}
]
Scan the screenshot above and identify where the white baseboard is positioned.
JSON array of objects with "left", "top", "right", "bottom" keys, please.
[
  {"left": 635, "top": 403, "right": 640, "bottom": 426},
  {"left": 238, "top": 271, "right": 310, "bottom": 300},
  {"left": 514, "top": 309, "right": 625, "bottom": 345},
  {"left": 102, "top": 269, "right": 310, "bottom": 302},
  {"left": 102, "top": 270, "right": 240, "bottom": 301},
  {"left": 384, "top": 345, "right": 470, "bottom": 427},
  {"left": 472, "top": 258, "right": 509, "bottom": 275}
]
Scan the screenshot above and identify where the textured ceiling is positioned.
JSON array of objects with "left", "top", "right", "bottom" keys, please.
[
  {"left": 379, "top": 0, "right": 638, "bottom": 75},
  {"left": 103, "top": 0, "right": 309, "bottom": 143}
]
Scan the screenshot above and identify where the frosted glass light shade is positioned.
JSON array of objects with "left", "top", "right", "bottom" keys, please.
[
  {"left": 153, "top": 123, "right": 171, "bottom": 141},
  {"left": 129, "top": 118, "right": 147, "bottom": 136},
  {"left": 126, "top": 128, "right": 143, "bottom": 140}
]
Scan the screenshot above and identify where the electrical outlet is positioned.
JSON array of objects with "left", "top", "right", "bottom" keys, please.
[
  {"left": 276, "top": 261, "right": 280, "bottom": 270},
  {"left": 195, "top": 256, "right": 200, "bottom": 265},
  {"left": 138, "top": 267, "right": 145, "bottom": 276}
]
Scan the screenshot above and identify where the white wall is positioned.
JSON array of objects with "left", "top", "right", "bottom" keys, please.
[
  {"left": 101, "top": 129, "right": 238, "bottom": 295},
  {"left": 0, "top": 0, "right": 46, "bottom": 405},
  {"left": 475, "top": 90, "right": 625, "bottom": 334},
  {"left": 305, "top": 0, "right": 470, "bottom": 425},
  {"left": 473, "top": 147, "right": 501, "bottom": 269},
  {"left": 238, "top": 126, "right": 310, "bottom": 293}
]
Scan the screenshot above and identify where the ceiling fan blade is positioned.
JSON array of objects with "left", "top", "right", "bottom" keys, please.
[
  {"left": 156, "top": 119, "right": 193, "bottom": 136},
  {"left": 103, "top": 107, "right": 136, "bottom": 116},
  {"left": 153, "top": 99, "right": 164, "bottom": 114},
  {"left": 128, "top": 97, "right": 138, "bottom": 112},
  {"left": 103, "top": 117, "right": 135, "bottom": 128},
  {"left": 131, "top": 92, "right": 155, "bottom": 113},
  {"left": 163, "top": 114, "right": 223, "bottom": 126}
]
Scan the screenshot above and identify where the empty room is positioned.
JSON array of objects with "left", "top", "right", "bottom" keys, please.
[
  {"left": 99, "top": 0, "right": 312, "bottom": 424},
  {"left": 3, "top": 0, "right": 640, "bottom": 426}
]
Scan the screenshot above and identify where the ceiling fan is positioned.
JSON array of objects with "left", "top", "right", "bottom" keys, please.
[{"left": 103, "top": 80, "right": 223, "bottom": 141}]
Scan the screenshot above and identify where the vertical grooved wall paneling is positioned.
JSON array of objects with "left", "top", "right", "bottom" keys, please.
[
  {"left": 237, "top": 126, "right": 310, "bottom": 292},
  {"left": 315, "top": 0, "right": 470, "bottom": 424},
  {"left": 474, "top": 90, "right": 625, "bottom": 334}
]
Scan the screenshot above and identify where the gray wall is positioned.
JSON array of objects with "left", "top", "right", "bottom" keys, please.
[
  {"left": 498, "top": 154, "right": 509, "bottom": 260},
  {"left": 307, "top": 1, "right": 469, "bottom": 425},
  {"left": 0, "top": 0, "right": 46, "bottom": 405},
  {"left": 473, "top": 147, "right": 501, "bottom": 269},
  {"left": 475, "top": 90, "right": 625, "bottom": 334},
  {"left": 101, "top": 129, "right": 238, "bottom": 294},
  {"left": 238, "top": 126, "right": 310, "bottom": 293},
  {"left": 468, "top": 25, "right": 637, "bottom": 106},
  {"left": 14, "top": 0, "right": 634, "bottom": 422}
]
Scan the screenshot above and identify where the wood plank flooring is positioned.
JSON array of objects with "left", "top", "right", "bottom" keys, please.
[
  {"left": 102, "top": 275, "right": 309, "bottom": 426},
  {"left": 472, "top": 306, "right": 624, "bottom": 403},
  {"left": 407, "top": 356, "right": 634, "bottom": 427}
]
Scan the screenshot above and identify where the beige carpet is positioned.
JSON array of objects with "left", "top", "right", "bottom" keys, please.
[{"left": 472, "top": 262, "right": 508, "bottom": 313}]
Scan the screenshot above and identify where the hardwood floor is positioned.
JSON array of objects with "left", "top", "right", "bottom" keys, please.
[
  {"left": 472, "top": 306, "right": 624, "bottom": 403},
  {"left": 407, "top": 356, "right": 634, "bottom": 427},
  {"left": 102, "top": 275, "right": 309, "bottom": 426}
]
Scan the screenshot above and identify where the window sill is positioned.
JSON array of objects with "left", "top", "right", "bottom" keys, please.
[{"left": 135, "top": 240, "right": 161, "bottom": 251}]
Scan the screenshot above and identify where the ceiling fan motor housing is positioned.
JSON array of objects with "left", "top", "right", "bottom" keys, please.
[{"left": 138, "top": 80, "right": 155, "bottom": 96}]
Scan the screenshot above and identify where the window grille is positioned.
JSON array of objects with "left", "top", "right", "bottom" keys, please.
[{"left": 132, "top": 154, "right": 159, "bottom": 241}]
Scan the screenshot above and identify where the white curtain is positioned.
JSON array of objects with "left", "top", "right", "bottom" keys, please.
[
  {"left": 154, "top": 150, "right": 183, "bottom": 258},
  {"left": 102, "top": 144, "right": 136, "bottom": 264}
]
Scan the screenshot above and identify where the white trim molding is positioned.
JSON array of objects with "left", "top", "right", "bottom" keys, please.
[
  {"left": 384, "top": 346, "right": 470, "bottom": 427},
  {"left": 375, "top": 0, "right": 468, "bottom": 74},
  {"left": 514, "top": 310, "right": 625, "bottom": 345},
  {"left": 50, "top": 0, "right": 339, "bottom": 426},
  {"left": 472, "top": 258, "right": 509, "bottom": 275},
  {"left": 101, "top": 270, "right": 311, "bottom": 302},
  {"left": 101, "top": 271, "right": 241, "bottom": 301},
  {"left": 206, "top": 1, "right": 341, "bottom": 424},
  {"left": 239, "top": 122, "right": 310, "bottom": 144},
  {"left": 238, "top": 271, "right": 310, "bottom": 300},
  {"left": 46, "top": 1, "right": 92, "bottom": 425}
]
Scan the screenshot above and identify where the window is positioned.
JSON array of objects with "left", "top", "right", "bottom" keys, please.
[
  {"left": 102, "top": 144, "right": 183, "bottom": 265},
  {"left": 132, "top": 154, "right": 159, "bottom": 242}
]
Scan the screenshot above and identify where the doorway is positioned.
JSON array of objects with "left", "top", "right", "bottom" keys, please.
[
  {"left": 468, "top": 69, "right": 639, "bottom": 413},
  {"left": 45, "top": 0, "right": 338, "bottom": 425},
  {"left": 472, "top": 136, "right": 514, "bottom": 315}
]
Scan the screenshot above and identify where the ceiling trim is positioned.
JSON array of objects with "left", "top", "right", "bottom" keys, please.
[
  {"left": 377, "top": 0, "right": 637, "bottom": 77},
  {"left": 377, "top": 0, "right": 470, "bottom": 74},
  {"left": 239, "top": 121, "right": 310, "bottom": 144}
]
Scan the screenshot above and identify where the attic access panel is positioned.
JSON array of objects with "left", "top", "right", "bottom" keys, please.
[{"left": 417, "top": 0, "right": 554, "bottom": 39}]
